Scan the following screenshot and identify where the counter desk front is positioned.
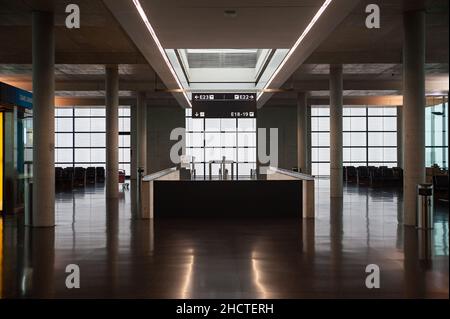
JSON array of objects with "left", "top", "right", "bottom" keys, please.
[{"left": 141, "top": 167, "right": 315, "bottom": 219}]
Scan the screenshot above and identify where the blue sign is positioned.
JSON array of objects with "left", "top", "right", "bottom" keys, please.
[{"left": 0, "top": 82, "right": 33, "bottom": 109}]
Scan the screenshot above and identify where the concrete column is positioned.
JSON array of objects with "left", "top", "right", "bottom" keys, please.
[
  {"left": 105, "top": 65, "right": 119, "bottom": 199},
  {"left": 30, "top": 11, "right": 55, "bottom": 227},
  {"left": 130, "top": 101, "right": 138, "bottom": 216},
  {"left": 297, "top": 92, "right": 308, "bottom": 173},
  {"left": 329, "top": 64, "right": 343, "bottom": 198},
  {"left": 130, "top": 92, "right": 147, "bottom": 217},
  {"left": 403, "top": 10, "right": 426, "bottom": 226},
  {"left": 306, "top": 104, "right": 312, "bottom": 175},
  {"left": 137, "top": 92, "right": 147, "bottom": 173},
  {"left": 397, "top": 106, "right": 403, "bottom": 168}
]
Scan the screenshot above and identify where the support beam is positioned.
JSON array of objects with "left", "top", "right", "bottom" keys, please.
[
  {"left": 105, "top": 65, "right": 119, "bottom": 199},
  {"left": 29, "top": 11, "right": 55, "bottom": 227},
  {"left": 297, "top": 92, "right": 308, "bottom": 173},
  {"left": 330, "top": 64, "right": 343, "bottom": 198},
  {"left": 402, "top": 10, "right": 426, "bottom": 226}
]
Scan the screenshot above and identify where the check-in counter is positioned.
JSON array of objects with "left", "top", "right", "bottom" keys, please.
[
  {"left": 140, "top": 167, "right": 315, "bottom": 220},
  {"left": 141, "top": 167, "right": 179, "bottom": 219},
  {"left": 266, "top": 167, "right": 315, "bottom": 219}
]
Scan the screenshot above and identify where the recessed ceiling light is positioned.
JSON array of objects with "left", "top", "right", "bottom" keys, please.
[{"left": 224, "top": 9, "right": 237, "bottom": 18}]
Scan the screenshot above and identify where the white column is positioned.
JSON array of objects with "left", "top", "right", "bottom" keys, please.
[
  {"left": 403, "top": 10, "right": 426, "bottom": 226},
  {"left": 330, "top": 64, "right": 343, "bottom": 198},
  {"left": 30, "top": 11, "right": 55, "bottom": 227},
  {"left": 105, "top": 65, "right": 119, "bottom": 199}
]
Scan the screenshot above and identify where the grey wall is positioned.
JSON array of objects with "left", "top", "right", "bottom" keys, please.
[
  {"left": 146, "top": 106, "right": 185, "bottom": 174},
  {"left": 257, "top": 105, "right": 298, "bottom": 170}
]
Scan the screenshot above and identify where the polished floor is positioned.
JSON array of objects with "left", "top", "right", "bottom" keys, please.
[{"left": 0, "top": 179, "right": 448, "bottom": 298}]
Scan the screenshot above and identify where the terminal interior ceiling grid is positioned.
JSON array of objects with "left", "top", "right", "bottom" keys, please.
[{"left": 0, "top": 0, "right": 449, "bottom": 300}]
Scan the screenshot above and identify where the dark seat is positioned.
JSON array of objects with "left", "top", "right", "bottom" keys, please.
[
  {"left": 62, "top": 167, "right": 74, "bottom": 191},
  {"left": 55, "top": 167, "right": 64, "bottom": 191},
  {"left": 357, "top": 166, "right": 370, "bottom": 185},
  {"left": 96, "top": 167, "right": 105, "bottom": 183},
  {"left": 86, "top": 167, "right": 96, "bottom": 184},
  {"left": 392, "top": 167, "right": 403, "bottom": 186},
  {"left": 433, "top": 175, "right": 449, "bottom": 202},
  {"left": 346, "top": 166, "right": 357, "bottom": 183},
  {"left": 73, "top": 167, "right": 86, "bottom": 187},
  {"left": 369, "top": 167, "right": 383, "bottom": 187},
  {"left": 343, "top": 166, "right": 347, "bottom": 181}
]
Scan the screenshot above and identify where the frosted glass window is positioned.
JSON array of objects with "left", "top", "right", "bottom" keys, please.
[
  {"left": 238, "top": 132, "right": 256, "bottom": 147},
  {"left": 190, "top": 133, "right": 204, "bottom": 147},
  {"left": 368, "top": 148, "right": 384, "bottom": 161},
  {"left": 90, "top": 118, "right": 105, "bottom": 132},
  {"left": 75, "top": 149, "right": 90, "bottom": 162},
  {"left": 222, "top": 133, "right": 237, "bottom": 147},
  {"left": 91, "top": 133, "right": 106, "bottom": 147},
  {"left": 205, "top": 148, "right": 222, "bottom": 161},
  {"left": 348, "top": 117, "right": 366, "bottom": 131},
  {"left": 187, "top": 148, "right": 204, "bottom": 162},
  {"left": 74, "top": 118, "right": 90, "bottom": 132},
  {"left": 383, "top": 148, "right": 397, "bottom": 162},
  {"left": 222, "top": 148, "right": 237, "bottom": 161},
  {"left": 313, "top": 148, "right": 329, "bottom": 162},
  {"left": 368, "top": 117, "right": 396, "bottom": 131},
  {"left": 312, "top": 117, "right": 329, "bottom": 131},
  {"left": 192, "top": 119, "right": 204, "bottom": 132},
  {"left": 237, "top": 163, "right": 256, "bottom": 176},
  {"left": 56, "top": 149, "right": 73, "bottom": 162},
  {"left": 119, "top": 149, "right": 130, "bottom": 163},
  {"left": 75, "top": 133, "right": 91, "bottom": 147},
  {"left": 347, "top": 147, "right": 366, "bottom": 162},
  {"left": 205, "top": 119, "right": 220, "bottom": 131},
  {"left": 119, "top": 108, "right": 131, "bottom": 117},
  {"left": 56, "top": 108, "right": 73, "bottom": 116},
  {"left": 343, "top": 132, "right": 366, "bottom": 147},
  {"left": 56, "top": 118, "right": 73, "bottom": 132},
  {"left": 91, "top": 108, "right": 105, "bottom": 116},
  {"left": 119, "top": 135, "right": 130, "bottom": 147},
  {"left": 312, "top": 133, "right": 330, "bottom": 147},
  {"left": 238, "top": 148, "right": 256, "bottom": 162},
  {"left": 119, "top": 118, "right": 130, "bottom": 132},
  {"left": 311, "top": 108, "right": 329, "bottom": 116},
  {"left": 238, "top": 119, "right": 256, "bottom": 131},
  {"left": 205, "top": 133, "right": 221, "bottom": 147},
  {"left": 56, "top": 133, "right": 73, "bottom": 147},
  {"left": 221, "top": 119, "right": 236, "bottom": 131},
  {"left": 75, "top": 108, "right": 91, "bottom": 116},
  {"left": 91, "top": 149, "right": 105, "bottom": 162}
]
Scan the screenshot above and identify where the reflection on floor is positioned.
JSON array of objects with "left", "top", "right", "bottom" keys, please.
[{"left": 0, "top": 179, "right": 448, "bottom": 298}]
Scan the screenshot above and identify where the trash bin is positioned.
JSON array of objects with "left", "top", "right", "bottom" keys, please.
[{"left": 417, "top": 184, "right": 433, "bottom": 229}]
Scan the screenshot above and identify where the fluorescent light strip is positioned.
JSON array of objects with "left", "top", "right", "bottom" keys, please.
[
  {"left": 258, "top": 0, "right": 333, "bottom": 100},
  {"left": 132, "top": 0, "right": 192, "bottom": 106}
]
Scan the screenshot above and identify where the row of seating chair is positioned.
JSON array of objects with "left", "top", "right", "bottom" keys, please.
[
  {"left": 55, "top": 167, "right": 105, "bottom": 191},
  {"left": 433, "top": 175, "right": 449, "bottom": 202},
  {"left": 344, "top": 166, "right": 403, "bottom": 187}
]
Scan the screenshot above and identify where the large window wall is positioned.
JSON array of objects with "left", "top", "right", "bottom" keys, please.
[
  {"left": 311, "top": 106, "right": 398, "bottom": 176},
  {"left": 426, "top": 100, "right": 448, "bottom": 169},
  {"left": 185, "top": 108, "right": 256, "bottom": 177},
  {"left": 55, "top": 107, "right": 131, "bottom": 176}
]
